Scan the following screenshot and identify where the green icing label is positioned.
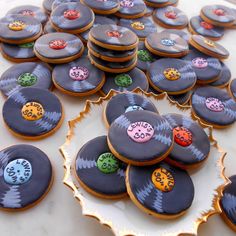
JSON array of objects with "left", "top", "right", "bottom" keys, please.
[
  {"left": 97, "top": 152, "right": 120, "bottom": 174},
  {"left": 18, "top": 73, "right": 37, "bottom": 87},
  {"left": 19, "top": 42, "right": 35, "bottom": 48},
  {"left": 137, "top": 50, "right": 154, "bottom": 62},
  {"left": 114, "top": 74, "right": 133, "bottom": 87}
]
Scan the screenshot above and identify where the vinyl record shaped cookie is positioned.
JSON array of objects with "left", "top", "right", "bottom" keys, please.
[
  {"left": 108, "top": 110, "right": 173, "bottom": 166},
  {"left": 147, "top": 58, "right": 197, "bottom": 95},
  {"left": 52, "top": 0, "right": 81, "bottom": 10},
  {"left": 0, "top": 144, "right": 53, "bottom": 211},
  {"left": 34, "top": 33, "right": 84, "bottom": 64},
  {"left": 229, "top": 79, "right": 236, "bottom": 101},
  {"left": 168, "top": 91, "right": 192, "bottom": 105},
  {"left": 161, "top": 29, "right": 190, "bottom": 42},
  {"left": 100, "top": 68, "right": 149, "bottom": 96},
  {"left": 52, "top": 57, "right": 105, "bottom": 96},
  {"left": 2, "top": 88, "right": 63, "bottom": 139},
  {"left": 0, "top": 15, "right": 42, "bottom": 44},
  {"left": 43, "top": 0, "right": 55, "bottom": 14},
  {"left": 104, "top": 92, "right": 158, "bottom": 126},
  {"left": 164, "top": 114, "right": 210, "bottom": 169},
  {"left": 153, "top": 6, "right": 188, "bottom": 29},
  {"left": 0, "top": 62, "right": 52, "bottom": 97},
  {"left": 126, "top": 162, "right": 194, "bottom": 219},
  {"left": 191, "top": 86, "right": 236, "bottom": 128},
  {"left": 75, "top": 136, "right": 127, "bottom": 199},
  {"left": 44, "top": 21, "right": 57, "bottom": 34},
  {"left": 51, "top": 2, "right": 94, "bottom": 34}
]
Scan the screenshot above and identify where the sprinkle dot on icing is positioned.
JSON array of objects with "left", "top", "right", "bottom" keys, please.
[
  {"left": 69, "top": 66, "right": 89, "bottom": 81},
  {"left": 131, "top": 21, "right": 145, "bottom": 30},
  {"left": 205, "top": 97, "right": 224, "bottom": 112},
  {"left": 125, "top": 105, "right": 144, "bottom": 113},
  {"left": 114, "top": 74, "right": 133, "bottom": 87},
  {"left": 106, "top": 30, "right": 123, "bottom": 38},
  {"left": 63, "top": 9, "right": 80, "bottom": 20},
  {"left": 8, "top": 20, "right": 26, "bottom": 31},
  {"left": 97, "top": 152, "right": 120, "bottom": 174},
  {"left": 4, "top": 159, "right": 32, "bottom": 185},
  {"left": 127, "top": 121, "right": 154, "bottom": 143},
  {"left": 213, "top": 9, "right": 225, "bottom": 16},
  {"left": 19, "top": 42, "right": 35, "bottom": 48},
  {"left": 18, "top": 73, "right": 38, "bottom": 87},
  {"left": 204, "top": 39, "right": 215, "bottom": 48},
  {"left": 21, "top": 102, "right": 45, "bottom": 121},
  {"left": 165, "top": 11, "right": 177, "bottom": 19},
  {"left": 49, "top": 39, "right": 67, "bottom": 50},
  {"left": 173, "top": 126, "right": 192, "bottom": 147},
  {"left": 137, "top": 50, "right": 154, "bottom": 62},
  {"left": 200, "top": 21, "right": 214, "bottom": 30},
  {"left": 161, "top": 38, "right": 175, "bottom": 46},
  {"left": 120, "top": 0, "right": 134, "bottom": 8},
  {"left": 163, "top": 68, "right": 181, "bottom": 81},
  {"left": 192, "top": 57, "right": 208, "bottom": 69},
  {"left": 151, "top": 167, "right": 175, "bottom": 192},
  {"left": 20, "top": 9, "right": 35, "bottom": 17}
]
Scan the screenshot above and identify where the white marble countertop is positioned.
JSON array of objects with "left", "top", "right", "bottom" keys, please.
[{"left": 0, "top": 0, "right": 236, "bottom": 235}]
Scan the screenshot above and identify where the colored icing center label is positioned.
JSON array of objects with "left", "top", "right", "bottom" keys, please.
[
  {"left": 19, "top": 42, "right": 35, "bottom": 48},
  {"left": 163, "top": 68, "right": 181, "bottom": 80},
  {"left": 173, "top": 126, "right": 192, "bottom": 147},
  {"left": 125, "top": 105, "right": 144, "bottom": 113},
  {"left": 205, "top": 97, "right": 224, "bottom": 112},
  {"left": 131, "top": 22, "right": 145, "bottom": 30},
  {"left": 18, "top": 73, "right": 38, "bottom": 87},
  {"left": 20, "top": 9, "right": 35, "bottom": 16},
  {"left": 8, "top": 20, "right": 26, "bottom": 31},
  {"left": 114, "top": 74, "right": 133, "bottom": 87},
  {"left": 21, "top": 102, "right": 45, "bottom": 121},
  {"left": 192, "top": 57, "right": 208, "bottom": 68},
  {"left": 4, "top": 159, "right": 32, "bottom": 185},
  {"left": 64, "top": 9, "right": 80, "bottom": 20},
  {"left": 200, "top": 21, "right": 214, "bottom": 30},
  {"left": 97, "top": 152, "right": 120, "bottom": 174},
  {"left": 137, "top": 50, "right": 154, "bottom": 62},
  {"left": 106, "top": 30, "right": 123, "bottom": 38},
  {"left": 127, "top": 121, "right": 154, "bottom": 143},
  {"left": 204, "top": 39, "right": 215, "bottom": 47},
  {"left": 120, "top": 0, "right": 134, "bottom": 8},
  {"left": 49, "top": 39, "right": 67, "bottom": 50},
  {"left": 151, "top": 167, "right": 174, "bottom": 192},
  {"left": 161, "top": 38, "right": 175, "bottom": 46},
  {"left": 69, "top": 66, "right": 89, "bottom": 81},
  {"left": 165, "top": 11, "right": 177, "bottom": 19},
  {"left": 214, "top": 9, "right": 225, "bottom": 16}
]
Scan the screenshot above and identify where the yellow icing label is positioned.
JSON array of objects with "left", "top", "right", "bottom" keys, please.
[
  {"left": 131, "top": 22, "right": 145, "bottom": 30},
  {"left": 163, "top": 68, "right": 181, "bottom": 81},
  {"left": 21, "top": 102, "right": 44, "bottom": 121},
  {"left": 8, "top": 21, "right": 26, "bottom": 31}
]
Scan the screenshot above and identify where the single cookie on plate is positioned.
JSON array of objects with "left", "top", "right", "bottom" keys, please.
[
  {"left": 191, "top": 86, "right": 236, "bottom": 128},
  {"left": 229, "top": 78, "right": 236, "bottom": 101},
  {"left": 44, "top": 21, "right": 57, "bottom": 34},
  {"left": 75, "top": 136, "right": 127, "bottom": 199},
  {"left": 168, "top": 91, "right": 192, "bottom": 105},
  {"left": 43, "top": 0, "right": 55, "bottom": 14},
  {"left": 2, "top": 87, "right": 64, "bottom": 139},
  {"left": 108, "top": 110, "right": 173, "bottom": 166},
  {"left": 0, "top": 144, "right": 53, "bottom": 211}
]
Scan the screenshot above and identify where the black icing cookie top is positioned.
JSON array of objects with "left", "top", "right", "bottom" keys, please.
[
  {"left": 52, "top": 0, "right": 81, "bottom": 10},
  {"left": 153, "top": 6, "right": 188, "bottom": 29},
  {"left": 161, "top": 29, "right": 190, "bottom": 42},
  {"left": 3, "top": 87, "right": 63, "bottom": 139},
  {"left": 81, "top": 0, "right": 119, "bottom": 13},
  {"left": 51, "top": 2, "right": 94, "bottom": 33},
  {"left": 6, "top": 5, "right": 48, "bottom": 24},
  {"left": 183, "top": 48, "right": 222, "bottom": 84},
  {"left": 191, "top": 86, "right": 236, "bottom": 128},
  {"left": 148, "top": 58, "right": 197, "bottom": 95},
  {"left": 164, "top": 114, "right": 210, "bottom": 167},
  {"left": 75, "top": 136, "right": 127, "bottom": 198},
  {"left": 127, "top": 162, "right": 194, "bottom": 217},
  {"left": 105, "top": 92, "right": 158, "bottom": 126},
  {"left": 144, "top": 0, "right": 170, "bottom": 7},
  {"left": 0, "top": 144, "right": 52, "bottom": 210},
  {"left": 43, "top": 0, "right": 55, "bottom": 13},
  {"left": 0, "top": 62, "right": 52, "bottom": 97},
  {"left": 44, "top": 21, "right": 57, "bottom": 34},
  {"left": 119, "top": 17, "right": 157, "bottom": 40},
  {"left": 101, "top": 68, "right": 149, "bottom": 95},
  {"left": 229, "top": 79, "right": 236, "bottom": 101},
  {"left": 168, "top": 91, "right": 192, "bottom": 105},
  {"left": 108, "top": 110, "right": 173, "bottom": 165},
  {"left": 52, "top": 57, "right": 105, "bottom": 95}
]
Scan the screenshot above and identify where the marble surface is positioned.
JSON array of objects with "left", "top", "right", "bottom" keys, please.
[{"left": 0, "top": 0, "right": 236, "bottom": 236}]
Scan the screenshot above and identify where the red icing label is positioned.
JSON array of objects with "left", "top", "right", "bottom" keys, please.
[
  {"left": 173, "top": 126, "right": 192, "bottom": 147},
  {"left": 165, "top": 11, "right": 177, "bottom": 19},
  {"left": 64, "top": 10, "right": 80, "bottom": 20},
  {"left": 213, "top": 9, "right": 225, "bottom": 16},
  {"left": 49, "top": 39, "right": 67, "bottom": 50},
  {"left": 200, "top": 21, "right": 214, "bottom": 30},
  {"left": 205, "top": 97, "right": 224, "bottom": 112},
  {"left": 69, "top": 66, "right": 89, "bottom": 81},
  {"left": 20, "top": 9, "right": 35, "bottom": 16},
  {"left": 106, "top": 31, "right": 123, "bottom": 38}
]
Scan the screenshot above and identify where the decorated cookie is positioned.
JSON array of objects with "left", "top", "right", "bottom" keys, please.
[
  {"left": 119, "top": 17, "right": 157, "bottom": 40},
  {"left": 189, "top": 35, "right": 229, "bottom": 60},
  {"left": 52, "top": 57, "right": 105, "bottom": 96},
  {"left": 104, "top": 92, "right": 158, "bottom": 126},
  {"left": 100, "top": 68, "right": 149, "bottom": 95},
  {"left": 189, "top": 16, "right": 224, "bottom": 41},
  {"left": 89, "top": 24, "right": 138, "bottom": 51},
  {"left": 144, "top": 0, "right": 170, "bottom": 8},
  {"left": 126, "top": 162, "right": 194, "bottom": 218},
  {"left": 168, "top": 91, "right": 192, "bottom": 105},
  {"left": 34, "top": 33, "right": 84, "bottom": 64},
  {"left": 191, "top": 86, "right": 236, "bottom": 128},
  {"left": 75, "top": 136, "right": 127, "bottom": 199},
  {"left": 44, "top": 21, "right": 57, "bottom": 34},
  {"left": 147, "top": 58, "right": 197, "bottom": 95},
  {"left": 183, "top": 48, "right": 222, "bottom": 84},
  {"left": 0, "top": 144, "right": 52, "bottom": 211},
  {"left": 161, "top": 29, "right": 190, "bottom": 42},
  {"left": 108, "top": 110, "right": 173, "bottom": 165},
  {"left": 145, "top": 31, "right": 189, "bottom": 57},
  {"left": 43, "top": 0, "right": 55, "bottom": 14},
  {"left": 153, "top": 6, "right": 188, "bottom": 29},
  {"left": 2, "top": 87, "right": 63, "bottom": 139},
  {"left": 51, "top": 2, "right": 94, "bottom": 34},
  {"left": 52, "top": 0, "right": 81, "bottom": 10},
  {"left": 0, "top": 15, "right": 42, "bottom": 44},
  {"left": 145, "top": 6, "right": 154, "bottom": 16},
  {"left": 229, "top": 79, "right": 236, "bottom": 101}
]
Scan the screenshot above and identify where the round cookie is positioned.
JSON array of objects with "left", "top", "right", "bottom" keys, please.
[
  {"left": 0, "top": 62, "right": 52, "bottom": 97},
  {"left": 147, "top": 58, "right": 197, "bottom": 95},
  {"left": 43, "top": 0, "right": 55, "bottom": 14},
  {"left": 89, "top": 24, "right": 138, "bottom": 51},
  {"left": 153, "top": 6, "right": 188, "bottom": 29},
  {"left": 126, "top": 162, "right": 194, "bottom": 219},
  {"left": 144, "top": 0, "right": 170, "bottom": 8},
  {"left": 229, "top": 79, "right": 236, "bottom": 101},
  {"left": 161, "top": 29, "right": 190, "bottom": 42},
  {"left": 189, "top": 16, "right": 224, "bottom": 41},
  {"left": 183, "top": 48, "right": 222, "bottom": 84},
  {"left": 145, "top": 31, "right": 189, "bottom": 57},
  {"left": 44, "top": 21, "right": 57, "bottom": 34},
  {"left": 52, "top": 57, "right": 105, "bottom": 96},
  {"left": 108, "top": 110, "right": 173, "bottom": 166},
  {"left": 104, "top": 92, "right": 158, "bottom": 126},
  {"left": 189, "top": 35, "right": 229, "bottom": 60},
  {"left": 2, "top": 87, "right": 63, "bottom": 139},
  {"left": 52, "top": 0, "right": 81, "bottom": 10},
  {"left": 100, "top": 67, "right": 149, "bottom": 95},
  {"left": 75, "top": 136, "right": 127, "bottom": 199},
  {"left": 220, "top": 175, "right": 236, "bottom": 232},
  {"left": 0, "top": 144, "right": 53, "bottom": 211},
  {"left": 34, "top": 33, "right": 84, "bottom": 64},
  {"left": 50, "top": 2, "right": 94, "bottom": 34},
  {"left": 0, "top": 15, "right": 42, "bottom": 44},
  {"left": 164, "top": 113, "right": 210, "bottom": 169},
  {"left": 191, "top": 86, "right": 236, "bottom": 128},
  {"left": 168, "top": 91, "right": 192, "bottom": 105}
]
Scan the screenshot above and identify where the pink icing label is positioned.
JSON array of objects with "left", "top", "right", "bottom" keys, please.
[
  {"left": 120, "top": 0, "right": 134, "bottom": 8},
  {"left": 127, "top": 121, "right": 154, "bottom": 143},
  {"left": 192, "top": 57, "right": 208, "bottom": 69},
  {"left": 205, "top": 97, "right": 224, "bottom": 112},
  {"left": 69, "top": 66, "right": 89, "bottom": 81}
]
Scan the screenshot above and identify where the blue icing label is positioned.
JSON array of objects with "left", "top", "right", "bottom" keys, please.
[
  {"left": 125, "top": 105, "right": 144, "bottom": 113},
  {"left": 4, "top": 159, "right": 32, "bottom": 185},
  {"left": 161, "top": 38, "right": 175, "bottom": 46}
]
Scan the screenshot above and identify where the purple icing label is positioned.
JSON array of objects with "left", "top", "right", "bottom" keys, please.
[
  {"left": 205, "top": 97, "right": 224, "bottom": 112},
  {"left": 120, "top": 0, "right": 134, "bottom": 8},
  {"left": 192, "top": 57, "right": 208, "bottom": 69},
  {"left": 69, "top": 66, "right": 89, "bottom": 81}
]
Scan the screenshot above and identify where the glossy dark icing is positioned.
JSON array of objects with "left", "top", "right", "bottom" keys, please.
[
  {"left": 117, "top": 0, "right": 146, "bottom": 17},
  {"left": 82, "top": 0, "right": 119, "bottom": 11},
  {"left": 43, "top": 0, "right": 55, "bottom": 13},
  {"left": 52, "top": 0, "right": 81, "bottom": 10},
  {"left": 44, "top": 21, "right": 57, "bottom": 34},
  {"left": 168, "top": 91, "right": 192, "bottom": 105},
  {"left": 230, "top": 79, "right": 236, "bottom": 100},
  {"left": 161, "top": 29, "right": 190, "bottom": 42}
]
